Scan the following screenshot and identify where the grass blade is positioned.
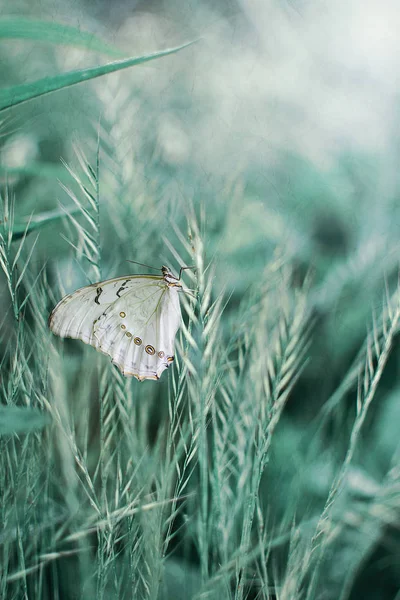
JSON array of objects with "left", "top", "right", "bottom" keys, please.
[
  {"left": 0, "top": 18, "right": 124, "bottom": 56},
  {"left": 0, "top": 406, "right": 50, "bottom": 436},
  {"left": 4, "top": 205, "right": 82, "bottom": 241},
  {"left": 0, "top": 40, "right": 197, "bottom": 112}
]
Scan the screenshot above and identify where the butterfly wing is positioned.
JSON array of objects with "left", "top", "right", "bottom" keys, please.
[
  {"left": 93, "top": 282, "right": 181, "bottom": 380},
  {"left": 49, "top": 275, "right": 162, "bottom": 345},
  {"left": 49, "top": 275, "right": 181, "bottom": 381}
]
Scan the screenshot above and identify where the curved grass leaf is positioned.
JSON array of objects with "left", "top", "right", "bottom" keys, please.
[
  {"left": 0, "top": 18, "right": 123, "bottom": 57},
  {"left": 0, "top": 406, "right": 50, "bottom": 436},
  {"left": 3, "top": 205, "right": 82, "bottom": 240},
  {"left": 0, "top": 162, "right": 67, "bottom": 181},
  {"left": 0, "top": 40, "right": 196, "bottom": 112}
]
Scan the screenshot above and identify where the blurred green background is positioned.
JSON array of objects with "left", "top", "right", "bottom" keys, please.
[{"left": 1, "top": 1, "right": 400, "bottom": 599}]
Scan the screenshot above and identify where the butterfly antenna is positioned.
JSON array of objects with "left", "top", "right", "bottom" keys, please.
[{"left": 126, "top": 260, "right": 161, "bottom": 272}]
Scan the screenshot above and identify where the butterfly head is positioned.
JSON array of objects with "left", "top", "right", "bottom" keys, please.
[{"left": 162, "top": 265, "right": 182, "bottom": 288}]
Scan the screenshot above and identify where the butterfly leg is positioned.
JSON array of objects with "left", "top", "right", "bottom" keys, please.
[{"left": 178, "top": 266, "right": 196, "bottom": 280}]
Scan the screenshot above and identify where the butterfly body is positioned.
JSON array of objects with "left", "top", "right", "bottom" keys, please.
[{"left": 49, "top": 267, "right": 182, "bottom": 381}]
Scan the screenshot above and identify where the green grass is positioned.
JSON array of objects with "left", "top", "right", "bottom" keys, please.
[
  {"left": 0, "top": 185, "right": 310, "bottom": 599},
  {"left": 1, "top": 11, "right": 400, "bottom": 600}
]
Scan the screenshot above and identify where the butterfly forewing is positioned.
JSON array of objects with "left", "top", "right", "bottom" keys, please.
[{"left": 49, "top": 274, "right": 181, "bottom": 381}]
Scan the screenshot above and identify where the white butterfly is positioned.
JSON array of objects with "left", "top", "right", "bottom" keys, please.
[{"left": 49, "top": 266, "right": 184, "bottom": 381}]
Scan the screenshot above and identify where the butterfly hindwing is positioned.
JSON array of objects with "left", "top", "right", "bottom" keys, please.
[
  {"left": 94, "top": 282, "right": 181, "bottom": 379},
  {"left": 49, "top": 274, "right": 181, "bottom": 380}
]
